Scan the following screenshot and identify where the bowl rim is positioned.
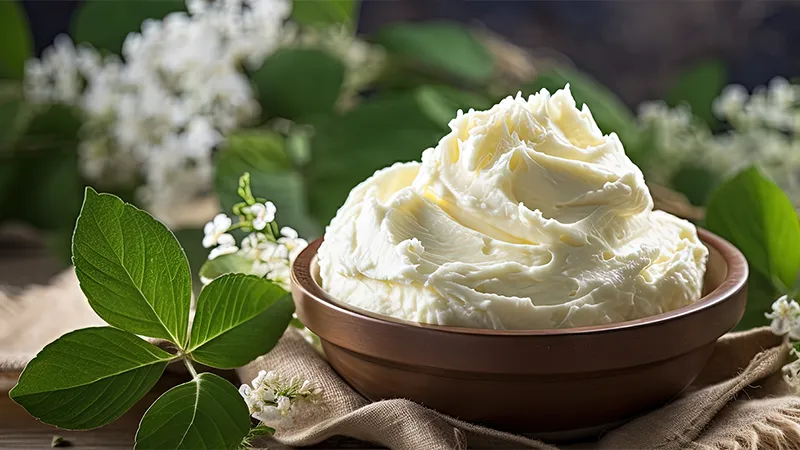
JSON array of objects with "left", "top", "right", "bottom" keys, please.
[{"left": 292, "top": 227, "right": 748, "bottom": 336}]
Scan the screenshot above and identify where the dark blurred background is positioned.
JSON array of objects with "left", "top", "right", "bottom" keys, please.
[{"left": 21, "top": 0, "right": 800, "bottom": 107}]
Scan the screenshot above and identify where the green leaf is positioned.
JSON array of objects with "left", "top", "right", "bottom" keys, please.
[
  {"left": 0, "top": 1, "right": 33, "bottom": 80},
  {"left": 252, "top": 49, "right": 345, "bottom": 123},
  {"left": 372, "top": 22, "right": 494, "bottom": 83},
  {"left": 214, "top": 131, "right": 320, "bottom": 237},
  {"left": 669, "top": 163, "right": 722, "bottom": 206},
  {"left": 523, "top": 67, "right": 642, "bottom": 163},
  {"left": 172, "top": 228, "right": 209, "bottom": 293},
  {"left": 72, "top": 188, "right": 192, "bottom": 344},
  {"left": 415, "top": 85, "right": 492, "bottom": 127},
  {"left": 308, "top": 90, "right": 445, "bottom": 223},
  {"left": 199, "top": 253, "right": 257, "bottom": 282},
  {"left": 705, "top": 166, "right": 800, "bottom": 291},
  {"left": 292, "top": 0, "right": 358, "bottom": 29},
  {"left": 10, "top": 327, "right": 172, "bottom": 429},
  {"left": 667, "top": 60, "right": 727, "bottom": 128},
  {"left": 188, "top": 274, "right": 294, "bottom": 368},
  {"left": 135, "top": 372, "right": 250, "bottom": 450},
  {"left": 71, "top": 0, "right": 185, "bottom": 55}
]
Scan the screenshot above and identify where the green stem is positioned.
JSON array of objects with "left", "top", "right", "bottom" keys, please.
[{"left": 183, "top": 357, "right": 198, "bottom": 379}]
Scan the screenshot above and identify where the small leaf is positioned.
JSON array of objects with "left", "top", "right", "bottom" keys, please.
[
  {"left": 10, "top": 327, "right": 172, "bottom": 429},
  {"left": 523, "top": 68, "right": 641, "bottom": 162},
  {"left": 0, "top": 1, "right": 33, "bottom": 80},
  {"left": 214, "top": 131, "right": 319, "bottom": 237},
  {"left": 667, "top": 60, "right": 727, "bottom": 128},
  {"left": 252, "top": 48, "right": 345, "bottom": 123},
  {"left": 188, "top": 274, "right": 294, "bottom": 368},
  {"left": 199, "top": 253, "right": 258, "bottom": 282},
  {"left": 706, "top": 166, "right": 800, "bottom": 291},
  {"left": 292, "top": 0, "right": 358, "bottom": 29},
  {"left": 372, "top": 22, "right": 494, "bottom": 83},
  {"left": 135, "top": 373, "right": 250, "bottom": 450},
  {"left": 71, "top": 0, "right": 185, "bottom": 55},
  {"left": 72, "top": 188, "right": 192, "bottom": 344}
]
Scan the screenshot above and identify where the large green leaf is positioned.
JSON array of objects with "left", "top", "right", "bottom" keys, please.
[
  {"left": 0, "top": 1, "right": 33, "bottom": 80},
  {"left": 292, "top": 0, "right": 358, "bottom": 29},
  {"left": 372, "top": 22, "right": 494, "bottom": 83},
  {"left": 252, "top": 48, "right": 345, "bottom": 123},
  {"left": 187, "top": 274, "right": 294, "bottom": 368},
  {"left": 523, "top": 67, "right": 642, "bottom": 163},
  {"left": 706, "top": 167, "right": 800, "bottom": 291},
  {"left": 214, "top": 131, "right": 320, "bottom": 237},
  {"left": 308, "top": 89, "right": 446, "bottom": 223},
  {"left": 72, "top": 188, "right": 192, "bottom": 344},
  {"left": 199, "top": 253, "right": 258, "bottom": 282},
  {"left": 10, "top": 327, "right": 173, "bottom": 429},
  {"left": 135, "top": 372, "right": 250, "bottom": 450},
  {"left": 71, "top": 0, "right": 185, "bottom": 55},
  {"left": 667, "top": 60, "right": 727, "bottom": 128}
]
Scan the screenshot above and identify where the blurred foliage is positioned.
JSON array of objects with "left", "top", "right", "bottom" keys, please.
[
  {"left": 372, "top": 22, "right": 494, "bottom": 85},
  {"left": 666, "top": 60, "right": 727, "bottom": 129},
  {"left": 0, "top": 1, "right": 32, "bottom": 80},
  {"left": 71, "top": 0, "right": 186, "bottom": 55},
  {"left": 252, "top": 49, "right": 345, "bottom": 123},
  {"left": 292, "top": 0, "right": 357, "bottom": 29}
]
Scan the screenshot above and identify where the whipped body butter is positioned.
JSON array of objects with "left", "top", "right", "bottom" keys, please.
[{"left": 317, "top": 87, "right": 708, "bottom": 330}]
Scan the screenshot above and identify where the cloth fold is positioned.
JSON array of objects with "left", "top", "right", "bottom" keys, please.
[{"left": 3, "top": 269, "right": 800, "bottom": 449}]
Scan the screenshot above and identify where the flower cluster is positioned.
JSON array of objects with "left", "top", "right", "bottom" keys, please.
[
  {"left": 239, "top": 370, "right": 322, "bottom": 426},
  {"left": 766, "top": 295, "right": 800, "bottom": 339},
  {"left": 201, "top": 173, "right": 308, "bottom": 290},
  {"left": 25, "top": 0, "right": 291, "bottom": 224},
  {"left": 638, "top": 77, "right": 800, "bottom": 206},
  {"left": 766, "top": 295, "right": 800, "bottom": 393}
]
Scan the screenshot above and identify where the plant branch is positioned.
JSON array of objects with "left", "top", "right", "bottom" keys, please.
[{"left": 183, "top": 356, "right": 198, "bottom": 379}]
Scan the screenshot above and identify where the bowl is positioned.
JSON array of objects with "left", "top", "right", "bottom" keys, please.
[{"left": 291, "top": 228, "right": 747, "bottom": 437}]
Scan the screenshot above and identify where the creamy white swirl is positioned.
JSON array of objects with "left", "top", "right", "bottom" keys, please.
[{"left": 317, "top": 87, "right": 708, "bottom": 330}]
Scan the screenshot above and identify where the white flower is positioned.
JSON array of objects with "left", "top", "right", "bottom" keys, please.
[
  {"left": 203, "top": 213, "right": 234, "bottom": 248},
  {"left": 247, "top": 201, "right": 276, "bottom": 231},
  {"left": 766, "top": 295, "right": 800, "bottom": 337},
  {"left": 239, "top": 370, "right": 321, "bottom": 427},
  {"left": 278, "top": 226, "right": 308, "bottom": 262},
  {"left": 208, "top": 243, "right": 238, "bottom": 260}
]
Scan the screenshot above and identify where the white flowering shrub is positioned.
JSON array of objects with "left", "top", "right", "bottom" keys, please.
[
  {"left": 766, "top": 295, "right": 800, "bottom": 394},
  {"left": 18, "top": 0, "right": 384, "bottom": 226},
  {"left": 638, "top": 77, "right": 800, "bottom": 206}
]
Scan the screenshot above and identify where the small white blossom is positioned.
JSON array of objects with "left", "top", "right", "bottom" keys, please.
[
  {"left": 278, "top": 226, "right": 309, "bottom": 262},
  {"left": 202, "top": 213, "right": 234, "bottom": 248},
  {"left": 766, "top": 295, "right": 800, "bottom": 337},
  {"left": 239, "top": 370, "right": 321, "bottom": 426},
  {"left": 247, "top": 201, "right": 276, "bottom": 231},
  {"left": 208, "top": 243, "right": 238, "bottom": 260}
]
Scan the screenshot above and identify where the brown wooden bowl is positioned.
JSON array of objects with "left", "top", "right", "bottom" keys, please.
[{"left": 291, "top": 228, "right": 748, "bottom": 437}]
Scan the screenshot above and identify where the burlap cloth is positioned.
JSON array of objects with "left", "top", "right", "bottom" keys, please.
[{"left": 3, "top": 269, "right": 800, "bottom": 449}]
